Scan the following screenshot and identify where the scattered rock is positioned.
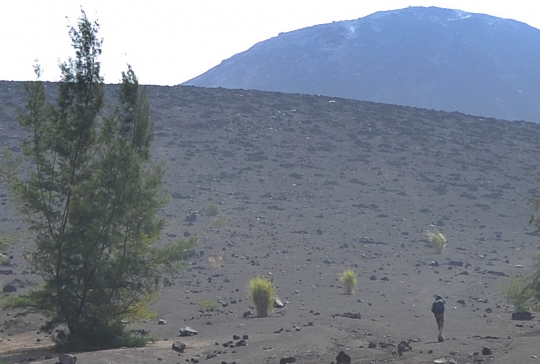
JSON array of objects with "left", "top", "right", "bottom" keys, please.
[
  {"left": 235, "top": 339, "right": 247, "bottom": 347},
  {"left": 512, "top": 311, "right": 533, "bottom": 321},
  {"left": 336, "top": 350, "right": 351, "bottom": 364},
  {"left": 335, "top": 312, "right": 361, "bottom": 319},
  {"left": 59, "top": 354, "right": 77, "bottom": 364},
  {"left": 274, "top": 298, "right": 284, "bottom": 308},
  {"left": 279, "top": 357, "right": 296, "bottom": 364},
  {"left": 397, "top": 340, "right": 412, "bottom": 356},
  {"left": 482, "top": 346, "right": 492, "bottom": 355},
  {"left": 179, "top": 326, "right": 198, "bottom": 336},
  {"left": 185, "top": 213, "right": 197, "bottom": 222},
  {"left": 2, "top": 284, "right": 16, "bottom": 293},
  {"left": 487, "top": 270, "right": 507, "bottom": 277},
  {"left": 172, "top": 341, "right": 186, "bottom": 353}
]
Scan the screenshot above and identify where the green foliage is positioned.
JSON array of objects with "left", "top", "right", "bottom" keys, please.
[
  {"left": 204, "top": 201, "right": 220, "bottom": 216},
  {"left": 340, "top": 268, "right": 357, "bottom": 295},
  {"left": 0, "top": 232, "right": 21, "bottom": 263},
  {"left": 197, "top": 299, "right": 218, "bottom": 311},
  {"left": 1, "top": 10, "right": 196, "bottom": 350},
  {"left": 247, "top": 276, "right": 275, "bottom": 317},
  {"left": 425, "top": 230, "right": 447, "bottom": 254},
  {"left": 0, "top": 232, "right": 19, "bottom": 250},
  {"left": 502, "top": 275, "right": 532, "bottom": 312},
  {"left": 54, "top": 320, "right": 155, "bottom": 352}
]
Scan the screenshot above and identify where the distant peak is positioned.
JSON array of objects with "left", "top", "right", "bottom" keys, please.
[{"left": 367, "top": 6, "right": 472, "bottom": 20}]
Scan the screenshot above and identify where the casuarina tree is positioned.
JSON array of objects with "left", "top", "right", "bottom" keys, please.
[{"left": 2, "top": 10, "right": 196, "bottom": 350}]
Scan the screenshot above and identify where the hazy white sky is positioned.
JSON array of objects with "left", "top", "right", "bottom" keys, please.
[{"left": 1, "top": 1, "right": 539, "bottom": 85}]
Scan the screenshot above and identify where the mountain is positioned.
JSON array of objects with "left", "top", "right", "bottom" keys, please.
[{"left": 184, "top": 6, "right": 540, "bottom": 123}]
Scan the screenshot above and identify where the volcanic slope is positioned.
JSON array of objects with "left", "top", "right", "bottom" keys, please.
[{"left": 1, "top": 82, "right": 540, "bottom": 363}]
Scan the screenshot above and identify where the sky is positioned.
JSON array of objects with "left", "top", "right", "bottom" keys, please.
[{"left": 1, "top": 1, "right": 539, "bottom": 86}]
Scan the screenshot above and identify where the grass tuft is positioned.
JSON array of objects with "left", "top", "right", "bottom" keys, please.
[
  {"left": 425, "top": 230, "right": 447, "bottom": 254},
  {"left": 340, "top": 268, "right": 357, "bottom": 295},
  {"left": 197, "top": 299, "right": 218, "bottom": 311},
  {"left": 204, "top": 201, "right": 220, "bottom": 216},
  {"left": 502, "top": 275, "right": 531, "bottom": 312},
  {"left": 247, "top": 277, "right": 275, "bottom": 317}
]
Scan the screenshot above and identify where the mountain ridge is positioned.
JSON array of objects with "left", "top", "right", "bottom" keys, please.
[{"left": 184, "top": 6, "right": 540, "bottom": 123}]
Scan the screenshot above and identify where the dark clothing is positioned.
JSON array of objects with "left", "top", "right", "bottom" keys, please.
[
  {"left": 431, "top": 298, "right": 446, "bottom": 314},
  {"left": 431, "top": 298, "right": 446, "bottom": 340},
  {"left": 434, "top": 312, "right": 444, "bottom": 331}
]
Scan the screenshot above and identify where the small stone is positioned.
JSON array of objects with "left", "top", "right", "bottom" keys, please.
[
  {"left": 2, "top": 284, "right": 16, "bottom": 293},
  {"left": 336, "top": 350, "right": 351, "bottom": 364},
  {"left": 172, "top": 341, "right": 186, "bottom": 353},
  {"left": 279, "top": 357, "right": 296, "bottom": 364},
  {"left": 235, "top": 339, "right": 247, "bottom": 347},
  {"left": 158, "top": 319, "right": 167, "bottom": 325},
  {"left": 482, "top": 346, "right": 492, "bottom": 355},
  {"left": 179, "top": 326, "right": 198, "bottom": 336},
  {"left": 59, "top": 353, "right": 77, "bottom": 364},
  {"left": 512, "top": 311, "right": 533, "bottom": 320}
]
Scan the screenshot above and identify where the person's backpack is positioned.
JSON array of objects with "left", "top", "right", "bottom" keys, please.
[{"left": 432, "top": 300, "right": 445, "bottom": 313}]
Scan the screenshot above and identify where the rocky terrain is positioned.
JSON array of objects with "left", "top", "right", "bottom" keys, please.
[
  {"left": 185, "top": 6, "right": 540, "bottom": 123},
  {"left": 0, "top": 81, "right": 540, "bottom": 363}
]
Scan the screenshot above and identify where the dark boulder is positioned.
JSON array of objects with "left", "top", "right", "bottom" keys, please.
[
  {"left": 179, "top": 326, "right": 198, "bottom": 336},
  {"left": 172, "top": 341, "right": 186, "bottom": 353},
  {"left": 512, "top": 311, "right": 533, "bottom": 321},
  {"left": 336, "top": 350, "right": 351, "bottom": 364}
]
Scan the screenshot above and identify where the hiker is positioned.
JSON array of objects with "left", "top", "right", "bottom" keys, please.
[{"left": 431, "top": 294, "right": 446, "bottom": 342}]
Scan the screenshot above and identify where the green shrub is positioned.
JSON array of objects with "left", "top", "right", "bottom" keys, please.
[
  {"left": 340, "top": 268, "right": 357, "bottom": 295},
  {"left": 425, "top": 230, "right": 447, "bottom": 254},
  {"left": 247, "top": 277, "right": 275, "bottom": 317},
  {"left": 197, "top": 299, "right": 218, "bottom": 311},
  {"left": 502, "top": 275, "right": 532, "bottom": 312},
  {"left": 54, "top": 320, "right": 155, "bottom": 351},
  {"left": 205, "top": 201, "right": 220, "bottom": 216}
]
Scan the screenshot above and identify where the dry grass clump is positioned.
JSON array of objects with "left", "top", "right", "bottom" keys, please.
[
  {"left": 197, "top": 299, "right": 218, "bottom": 311},
  {"left": 426, "top": 230, "right": 447, "bottom": 254},
  {"left": 340, "top": 268, "right": 357, "bottom": 295},
  {"left": 207, "top": 255, "right": 223, "bottom": 268},
  {"left": 247, "top": 277, "right": 275, "bottom": 317}
]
